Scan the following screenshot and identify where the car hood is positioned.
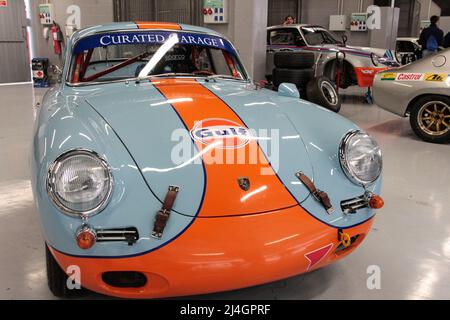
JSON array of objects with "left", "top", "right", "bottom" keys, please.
[
  {"left": 85, "top": 79, "right": 315, "bottom": 217},
  {"left": 347, "top": 45, "right": 394, "bottom": 58},
  {"left": 319, "top": 44, "right": 395, "bottom": 60}
]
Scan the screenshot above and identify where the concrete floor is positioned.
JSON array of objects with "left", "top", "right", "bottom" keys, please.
[{"left": 0, "top": 83, "right": 449, "bottom": 300}]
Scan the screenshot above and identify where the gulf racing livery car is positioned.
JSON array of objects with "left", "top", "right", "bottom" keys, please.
[
  {"left": 267, "top": 24, "right": 400, "bottom": 88},
  {"left": 32, "top": 22, "right": 384, "bottom": 299},
  {"left": 373, "top": 49, "right": 450, "bottom": 143}
]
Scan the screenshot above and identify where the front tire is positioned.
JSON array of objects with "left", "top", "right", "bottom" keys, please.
[
  {"left": 306, "top": 76, "right": 342, "bottom": 113},
  {"left": 409, "top": 95, "right": 450, "bottom": 143}
]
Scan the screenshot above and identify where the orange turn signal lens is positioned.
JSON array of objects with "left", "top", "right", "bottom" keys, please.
[
  {"left": 369, "top": 195, "right": 384, "bottom": 209},
  {"left": 76, "top": 226, "right": 96, "bottom": 250}
]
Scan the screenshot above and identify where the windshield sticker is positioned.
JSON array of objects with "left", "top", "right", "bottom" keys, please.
[{"left": 73, "top": 31, "right": 234, "bottom": 54}]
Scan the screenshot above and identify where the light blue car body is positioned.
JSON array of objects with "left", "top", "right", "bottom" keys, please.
[{"left": 32, "top": 22, "right": 381, "bottom": 258}]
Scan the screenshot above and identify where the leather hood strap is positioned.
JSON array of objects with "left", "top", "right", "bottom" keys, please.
[{"left": 296, "top": 172, "right": 335, "bottom": 214}]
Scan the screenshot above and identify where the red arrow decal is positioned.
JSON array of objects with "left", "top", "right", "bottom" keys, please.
[{"left": 305, "top": 243, "right": 334, "bottom": 271}]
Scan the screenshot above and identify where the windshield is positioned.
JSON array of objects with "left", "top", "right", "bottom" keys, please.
[
  {"left": 300, "top": 27, "right": 341, "bottom": 45},
  {"left": 68, "top": 31, "right": 246, "bottom": 84}
]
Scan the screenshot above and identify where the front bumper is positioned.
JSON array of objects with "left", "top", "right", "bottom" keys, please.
[{"left": 50, "top": 205, "right": 374, "bottom": 299}]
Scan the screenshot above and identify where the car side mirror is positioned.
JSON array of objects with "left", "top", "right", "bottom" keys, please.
[
  {"left": 278, "top": 83, "right": 300, "bottom": 99},
  {"left": 341, "top": 35, "right": 348, "bottom": 46}
]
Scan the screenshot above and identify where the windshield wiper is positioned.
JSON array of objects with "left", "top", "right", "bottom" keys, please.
[
  {"left": 135, "top": 73, "right": 247, "bottom": 83},
  {"left": 204, "top": 74, "right": 247, "bottom": 82}
]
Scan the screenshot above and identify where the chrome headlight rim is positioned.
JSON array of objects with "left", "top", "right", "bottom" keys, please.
[
  {"left": 339, "top": 130, "right": 382, "bottom": 186},
  {"left": 370, "top": 52, "right": 380, "bottom": 67},
  {"left": 46, "top": 149, "right": 114, "bottom": 218}
]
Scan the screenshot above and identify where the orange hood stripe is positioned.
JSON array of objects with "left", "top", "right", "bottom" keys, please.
[
  {"left": 152, "top": 78, "right": 298, "bottom": 217},
  {"left": 135, "top": 21, "right": 182, "bottom": 30}
]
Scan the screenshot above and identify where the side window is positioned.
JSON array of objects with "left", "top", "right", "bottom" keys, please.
[{"left": 269, "top": 29, "right": 304, "bottom": 46}]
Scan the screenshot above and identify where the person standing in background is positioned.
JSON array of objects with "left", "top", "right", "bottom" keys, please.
[
  {"left": 283, "top": 15, "right": 295, "bottom": 25},
  {"left": 418, "top": 15, "right": 444, "bottom": 57}
]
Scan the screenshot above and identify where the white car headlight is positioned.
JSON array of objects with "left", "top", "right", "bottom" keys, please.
[
  {"left": 47, "top": 149, "right": 113, "bottom": 217},
  {"left": 339, "top": 131, "right": 382, "bottom": 186},
  {"left": 370, "top": 53, "right": 380, "bottom": 66}
]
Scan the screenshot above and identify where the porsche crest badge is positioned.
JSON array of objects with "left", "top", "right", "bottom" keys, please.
[{"left": 237, "top": 177, "right": 250, "bottom": 191}]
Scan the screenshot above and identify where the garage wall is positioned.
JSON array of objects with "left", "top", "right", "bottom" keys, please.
[
  {"left": 31, "top": 0, "right": 114, "bottom": 71},
  {"left": 113, "top": 0, "right": 203, "bottom": 25},
  {"left": 418, "top": 0, "right": 441, "bottom": 21},
  {"left": 439, "top": 17, "right": 450, "bottom": 35},
  {"left": 300, "top": 0, "right": 374, "bottom": 47},
  {"left": 268, "top": 0, "right": 301, "bottom": 26}
]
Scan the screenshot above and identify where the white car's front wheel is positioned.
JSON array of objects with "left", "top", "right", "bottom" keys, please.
[{"left": 410, "top": 95, "right": 450, "bottom": 144}]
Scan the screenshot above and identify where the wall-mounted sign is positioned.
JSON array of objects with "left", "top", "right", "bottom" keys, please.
[
  {"left": 350, "top": 13, "right": 368, "bottom": 31},
  {"left": 203, "top": 0, "right": 228, "bottom": 24},
  {"left": 39, "top": 4, "right": 54, "bottom": 25},
  {"left": 0, "top": 1, "right": 8, "bottom": 7}
]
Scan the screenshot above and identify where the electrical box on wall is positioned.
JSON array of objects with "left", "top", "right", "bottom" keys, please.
[
  {"left": 203, "top": 0, "right": 228, "bottom": 24},
  {"left": 329, "top": 15, "right": 347, "bottom": 31},
  {"left": 39, "top": 4, "right": 54, "bottom": 25},
  {"left": 350, "top": 13, "right": 368, "bottom": 31}
]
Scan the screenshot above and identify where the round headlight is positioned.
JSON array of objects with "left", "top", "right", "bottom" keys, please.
[
  {"left": 47, "top": 149, "right": 113, "bottom": 217},
  {"left": 339, "top": 131, "right": 382, "bottom": 186}
]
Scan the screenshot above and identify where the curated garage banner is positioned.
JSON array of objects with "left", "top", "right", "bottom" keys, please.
[{"left": 73, "top": 31, "right": 235, "bottom": 54}]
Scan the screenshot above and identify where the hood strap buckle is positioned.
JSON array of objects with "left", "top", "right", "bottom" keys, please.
[
  {"left": 151, "top": 186, "right": 180, "bottom": 240},
  {"left": 295, "top": 171, "right": 335, "bottom": 214}
]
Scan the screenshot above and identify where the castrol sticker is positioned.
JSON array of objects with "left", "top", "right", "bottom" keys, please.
[{"left": 396, "top": 73, "right": 424, "bottom": 81}]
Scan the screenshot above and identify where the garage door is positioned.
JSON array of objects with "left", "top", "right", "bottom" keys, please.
[{"left": 0, "top": 0, "right": 30, "bottom": 84}]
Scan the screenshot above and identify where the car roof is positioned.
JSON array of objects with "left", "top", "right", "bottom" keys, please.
[
  {"left": 267, "top": 24, "right": 324, "bottom": 30},
  {"left": 396, "top": 37, "right": 419, "bottom": 41}
]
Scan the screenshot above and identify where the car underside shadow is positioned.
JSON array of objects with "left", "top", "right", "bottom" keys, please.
[
  {"left": 187, "top": 265, "right": 338, "bottom": 300},
  {"left": 365, "top": 118, "right": 419, "bottom": 140}
]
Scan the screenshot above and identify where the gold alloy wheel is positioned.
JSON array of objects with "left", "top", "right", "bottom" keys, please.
[{"left": 418, "top": 101, "right": 450, "bottom": 136}]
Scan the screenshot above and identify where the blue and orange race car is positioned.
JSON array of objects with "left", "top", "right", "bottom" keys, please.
[{"left": 32, "top": 22, "right": 384, "bottom": 299}]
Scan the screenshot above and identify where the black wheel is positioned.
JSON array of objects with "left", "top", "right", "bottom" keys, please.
[
  {"left": 273, "top": 68, "right": 314, "bottom": 89},
  {"left": 274, "top": 52, "right": 315, "bottom": 69},
  {"left": 306, "top": 76, "right": 342, "bottom": 113},
  {"left": 409, "top": 95, "right": 450, "bottom": 143},
  {"left": 46, "top": 243, "right": 84, "bottom": 298}
]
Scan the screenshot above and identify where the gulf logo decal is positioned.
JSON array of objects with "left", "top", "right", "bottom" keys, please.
[{"left": 190, "top": 118, "right": 253, "bottom": 149}]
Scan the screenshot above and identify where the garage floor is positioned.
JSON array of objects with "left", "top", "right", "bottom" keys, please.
[{"left": 1, "top": 83, "right": 449, "bottom": 300}]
